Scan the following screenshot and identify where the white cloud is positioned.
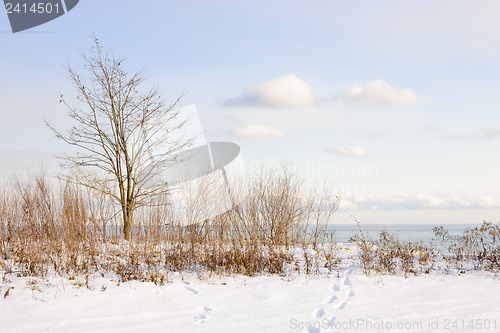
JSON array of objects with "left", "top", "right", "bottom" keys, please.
[
  {"left": 232, "top": 125, "right": 285, "bottom": 140},
  {"left": 224, "top": 74, "right": 316, "bottom": 108},
  {"left": 340, "top": 193, "right": 499, "bottom": 211},
  {"left": 325, "top": 145, "right": 367, "bottom": 157},
  {"left": 337, "top": 80, "right": 428, "bottom": 106},
  {"left": 483, "top": 126, "right": 500, "bottom": 139},
  {"left": 427, "top": 125, "right": 500, "bottom": 140}
]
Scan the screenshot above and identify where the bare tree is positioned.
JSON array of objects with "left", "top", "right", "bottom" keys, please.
[{"left": 47, "top": 37, "right": 193, "bottom": 241}]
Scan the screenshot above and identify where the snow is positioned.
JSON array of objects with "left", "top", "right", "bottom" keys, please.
[{"left": 1, "top": 250, "right": 499, "bottom": 333}]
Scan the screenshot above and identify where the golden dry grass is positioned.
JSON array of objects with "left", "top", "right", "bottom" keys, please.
[{"left": 0, "top": 169, "right": 337, "bottom": 284}]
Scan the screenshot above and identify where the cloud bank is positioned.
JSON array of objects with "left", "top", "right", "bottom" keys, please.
[
  {"left": 337, "top": 80, "right": 428, "bottom": 106},
  {"left": 341, "top": 193, "right": 498, "bottom": 211},
  {"left": 224, "top": 74, "right": 316, "bottom": 109},
  {"left": 426, "top": 125, "right": 500, "bottom": 140},
  {"left": 325, "top": 145, "right": 367, "bottom": 157}
]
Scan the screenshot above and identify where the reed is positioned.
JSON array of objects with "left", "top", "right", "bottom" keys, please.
[{"left": 0, "top": 167, "right": 337, "bottom": 284}]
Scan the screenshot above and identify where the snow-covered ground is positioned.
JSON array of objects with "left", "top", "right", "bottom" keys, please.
[{"left": 1, "top": 253, "right": 499, "bottom": 333}]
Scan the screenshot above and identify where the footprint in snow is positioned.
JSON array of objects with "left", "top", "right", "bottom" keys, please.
[
  {"left": 183, "top": 281, "right": 199, "bottom": 295},
  {"left": 314, "top": 307, "right": 326, "bottom": 318},
  {"left": 342, "top": 276, "right": 351, "bottom": 286},
  {"left": 309, "top": 272, "right": 356, "bottom": 332},
  {"left": 333, "top": 299, "right": 347, "bottom": 310},
  {"left": 194, "top": 306, "right": 212, "bottom": 324},
  {"left": 327, "top": 295, "right": 337, "bottom": 303}
]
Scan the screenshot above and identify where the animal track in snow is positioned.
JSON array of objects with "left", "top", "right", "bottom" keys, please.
[
  {"left": 183, "top": 281, "right": 199, "bottom": 295},
  {"left": 307, "top": 272, "right": 355, "bottom": 332},
  {"left": 307, "top": 327, "right": 321, "bottom": 333},
  {"left": 327, "top": 295, "right": 337, "bottom": 303},
  {"left": 194, "top": 306, "right": 212, "bottom": 324},
  {"left": 314, "top": 307, "right": 326, "bottom": 318}
]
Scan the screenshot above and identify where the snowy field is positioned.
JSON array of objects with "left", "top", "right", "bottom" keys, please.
[{"left": 1, "top": 250, "right": 499, "bottom": 333}]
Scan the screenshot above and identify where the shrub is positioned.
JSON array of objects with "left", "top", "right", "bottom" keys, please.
[
  {"left": 0, "top": 168, "right": 339, "bottom": 283},
  {"left": 349, "top": 221, "right": 431, "bottom": 277},
  {"left": 433, "top": 222, "right": 500, "bottom": 272}
]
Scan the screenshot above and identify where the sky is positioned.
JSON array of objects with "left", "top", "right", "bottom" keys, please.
[{"left": 1, "top": 0, "right": 500, "bottom": 225}]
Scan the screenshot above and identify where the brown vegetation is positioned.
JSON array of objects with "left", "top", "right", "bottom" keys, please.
[
  {"left": 349, "top": 221, "right": 499, "bottom": 277},
  {"left": 2, "top": 170, "right": 498, "bottom": 285},
  {"left": 0, "top": 169, "right": 337, "bottom": 285}
]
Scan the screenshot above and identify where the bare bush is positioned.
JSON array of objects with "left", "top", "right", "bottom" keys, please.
[
  {"left": 350, "top": 221, "right": 431, "bottom": 277},
  {"left": 4, "top": 170, "right": 499, "bottom": 283},
  {"left": 0, "top": 168, "right": 340, "bottom": 283},
  {"left": 433, "top": 222, "right": 500, "bottom": 272},
  {"left": 348, "top": 219, "right": 374, "bottom": 276}
]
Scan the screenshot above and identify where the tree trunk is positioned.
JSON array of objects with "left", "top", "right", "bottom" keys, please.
[{"left": 122, "top": 206, "right": 133, "bottom": 241}]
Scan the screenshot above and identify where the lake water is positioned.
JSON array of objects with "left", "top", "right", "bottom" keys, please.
[{"left": 325, "top": 223, "right": 478, "bottom": 244}]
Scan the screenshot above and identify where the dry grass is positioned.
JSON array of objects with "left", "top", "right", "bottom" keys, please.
[
  {"left": 0, "top": 168, "right": 338, "bottom": 284},
  {"left": 350, "top": 221, "right": 499, "bottom": 277},
  {"left": 2, "top": 170, "right": 498, "bottom": 284},
  {"left": 433, "top": 222, "right": 500, "bottom": 273}
]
